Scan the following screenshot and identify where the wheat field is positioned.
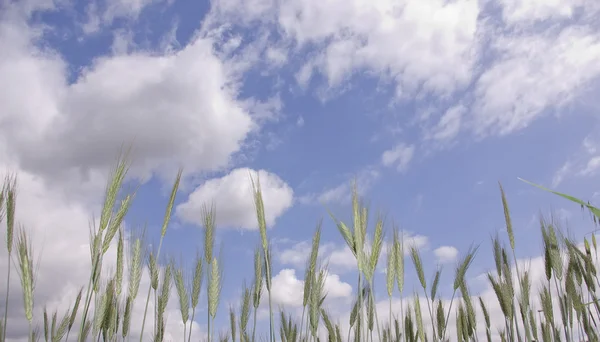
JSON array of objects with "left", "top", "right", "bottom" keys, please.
[{"left": 1, "top": 153, "right": 599, "bottom": 342}]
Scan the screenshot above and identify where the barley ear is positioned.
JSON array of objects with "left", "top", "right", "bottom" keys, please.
[
  {"left": 431, "top": 269, "right": 441, "bottom": 300},
  {"left": 252, "top": 247, "right": 263, "bottom": 309},
  {"left": 386, "top": 241, "right": 396, "bottom": 297},
  {"left": 44, "top": 307, "right": 49, "bottom": 342},
  {"left": 16, "top": 228, "right": 36, "bottom": 323},
  {"left": 174, "top": 265, "right": 190, "bottom": 324},
  {"left": 128, "top": 235, "right": 144, "bottom": 300},
  {"left": 410, "top": 246, "right": 426, "bottom": 290},
  {"left": 191, "top": 251, "right": 203, "bottom": 309},
  {"left": 229, "top": 306, "right": 237, "bottom": 342},
  {"left": 161, "top": 168, "right": 182, "bottom": 238},
  {"left": 240, "top": 281, "right": 251, "bottom": 334},
  {"left": 393, "top": 229, "right": 404, "bottom": 293},
  {"left": 99, "top": 149, "right": 130, "bottom": 234},
  {"left": 250, "top": 172, "right": 268, "bottom": 251},
  {"left": 413, "top": 294, "right": 425, "bottom": 341},
  {"left": 367, "top": 215, "right": 384, "bottom": 281},
  {"left": 499, "top": 182, "right": 515, "bottom": 250},
  {"left": 122, "top": 296, "right": 132, "bottom": 338},
  {"left": 208, "top": 257, "right": 222, "bottom": 319},
  {"left": 68, "top": 287, "right": 84, "bottom": 331},
  {"left": 115, "top": 229, "right": 124, "bottom": 297},
  {"left": 4, "top": 174, "right": 16, "bottom": 254},
  {"left": 202, "top": 203, "right": 216, "bottom": 264}
]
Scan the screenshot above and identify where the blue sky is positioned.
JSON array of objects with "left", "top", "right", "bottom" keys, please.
[{"left": 1, "top": 0, "right": 600, "bottom": 340}]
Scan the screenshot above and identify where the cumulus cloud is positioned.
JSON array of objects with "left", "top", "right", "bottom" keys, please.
[
  {"left": 269, "top": 269, "right": 352, "bottom": 308},
  {"left": 433, "top": 245, "right": 459, "bottom": 264},
  {"left": 0, "top": 1, "right": 273, "bottom": 340},
  {"left": 176, "top": 168, "right": 294, "bottom": 230},
  {"left": 0, "top": 14, "right": 263, "bottom": 203}
]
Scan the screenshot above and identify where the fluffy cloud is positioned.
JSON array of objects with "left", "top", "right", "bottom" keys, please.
[
  {"left": 0, "top": 1, "right": 269, "bottom": 340},
  {"left": 0, "top": 4, "right": 263, "bottom": 198},
  {"left": 470, "top": 27, "right": 600, "bottom": 137},
  {"left": 269, "top": 269, "right": 352, "bottom": 308},
  {"left": 498, "top": 0, "right": 598, "bottom": 26},
  {"left": 433, "top": 245, "right": 459, "bottom": 264},
  {"left": 280, "top": 0, "right": 479, "bottom": 97},
  {"left": 207, "top": 0, "right": 600, "bottom": 144},
  {"left": 176, "top": 168, "right": 294, "bottom": 230}
]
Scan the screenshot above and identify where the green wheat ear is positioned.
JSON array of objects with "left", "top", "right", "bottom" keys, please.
[
  {"left": 410, "top": 246, "right": 426, "bottom": 290},
  {"left": 498, "top": 182, "right": 515, "bottom": 250}
]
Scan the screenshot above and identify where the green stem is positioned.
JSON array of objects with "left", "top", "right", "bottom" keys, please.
[
  {"left": 251, "top": 307, "right": 257, "bottom": 342},
  {"left": 139, "top": 238, "right": 165, "bottom": 342},
  {"left": 370, "top": 280, "right": 382, "bottom": 342},
  {"left": 298, "top": 305, "right": 306, "bottom": 340},
  {"left": 187, "top": 305, "right": 196, "bottom": 342},
  {"left": 440, "top": 290, "right": 457, "bottom": 340},
  {"left": 2, "top": 253, "right": 11, "bottom": 342},
  {"left": 78, "top": 251, "right": 102, "bottom": 342}
]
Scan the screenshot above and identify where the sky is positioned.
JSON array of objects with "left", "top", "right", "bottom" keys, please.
[{"left": 0, "top": 0, "right": 600, "bottom": 340}]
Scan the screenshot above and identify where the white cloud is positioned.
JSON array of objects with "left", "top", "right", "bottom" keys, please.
[
  {"left": 470, "top": 27, "right": 600, "bottom": 137},
  {"left": 0, "top": 168, "right": 208, "bottom": 341},
  {"left": 269, "top": 269, "right": 352, "bottom": 308},
  {"left": 279, "top": 0, "right": 480, "bottom": 96},
  {"left": 579, "top": 156, "right": 600, "bottom": 176},
  {"left": 0, "top": 6, "right": 264, "bottom": 195},
  {"left": 0, "top": 3, "right": 271, "bottom": 340},
  {"left": 498, "top": 0, "right": 598, "bottom": 26},
  {"left": 552, "top": 131, "right": 600, "bottom": 186},
  {"left": 82, "top": 0, "right": 169, "bottom": 34},
  {"left": 208, "top": 0, "right": 480, "bottom": 98},
  {"left": 381, "top": 143, "right": 415, "bottom": 172},
  {"left": 207, "top": 0, "right": 600, "bottom": 142},
  {"left": 425, "top": 105, "right": 465, "bottom": 143},
  {"left": 433, "top": 245, "right": 459, "bottom": 264},
  {"left": 552, "top": 161, "right": 572, "bottom": 187},
  {"left": 298, "top": 168, "right": 379, "bottom": 205},
  {"left": 176, "top": 168, "right": 294, "bottom": 230}
]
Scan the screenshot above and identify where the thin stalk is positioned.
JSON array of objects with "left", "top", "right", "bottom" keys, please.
[
  {"left": 188, "top": 307, "right": 196, "bottom": 342},
  {"left": 3, "top": 256, "right": 11, "bottom": 342},
  {"left": 299, "top": 305, "right": 306, "bottom": 341},
  {"left": 139, "top": 169, "right": 181, "bottom": 342},
  {"left": 370, "top": 279, "right": 382, "bottom": 342},
  {"left": 251, "top": 306, "right": 258, "bottom": 342},
  {"left": 78, "top": 250, "right": 102, "bottom": 342},
  {"left": 440, "top": 290, "right": 457, "bottom": 339},
  {"left": 139, "top": 238, "right": 165, "bottom": 342}
]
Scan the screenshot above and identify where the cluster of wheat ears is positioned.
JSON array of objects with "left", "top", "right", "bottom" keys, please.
[{"left": 1, "top": 153, "right": 600, "bottom": 342}]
